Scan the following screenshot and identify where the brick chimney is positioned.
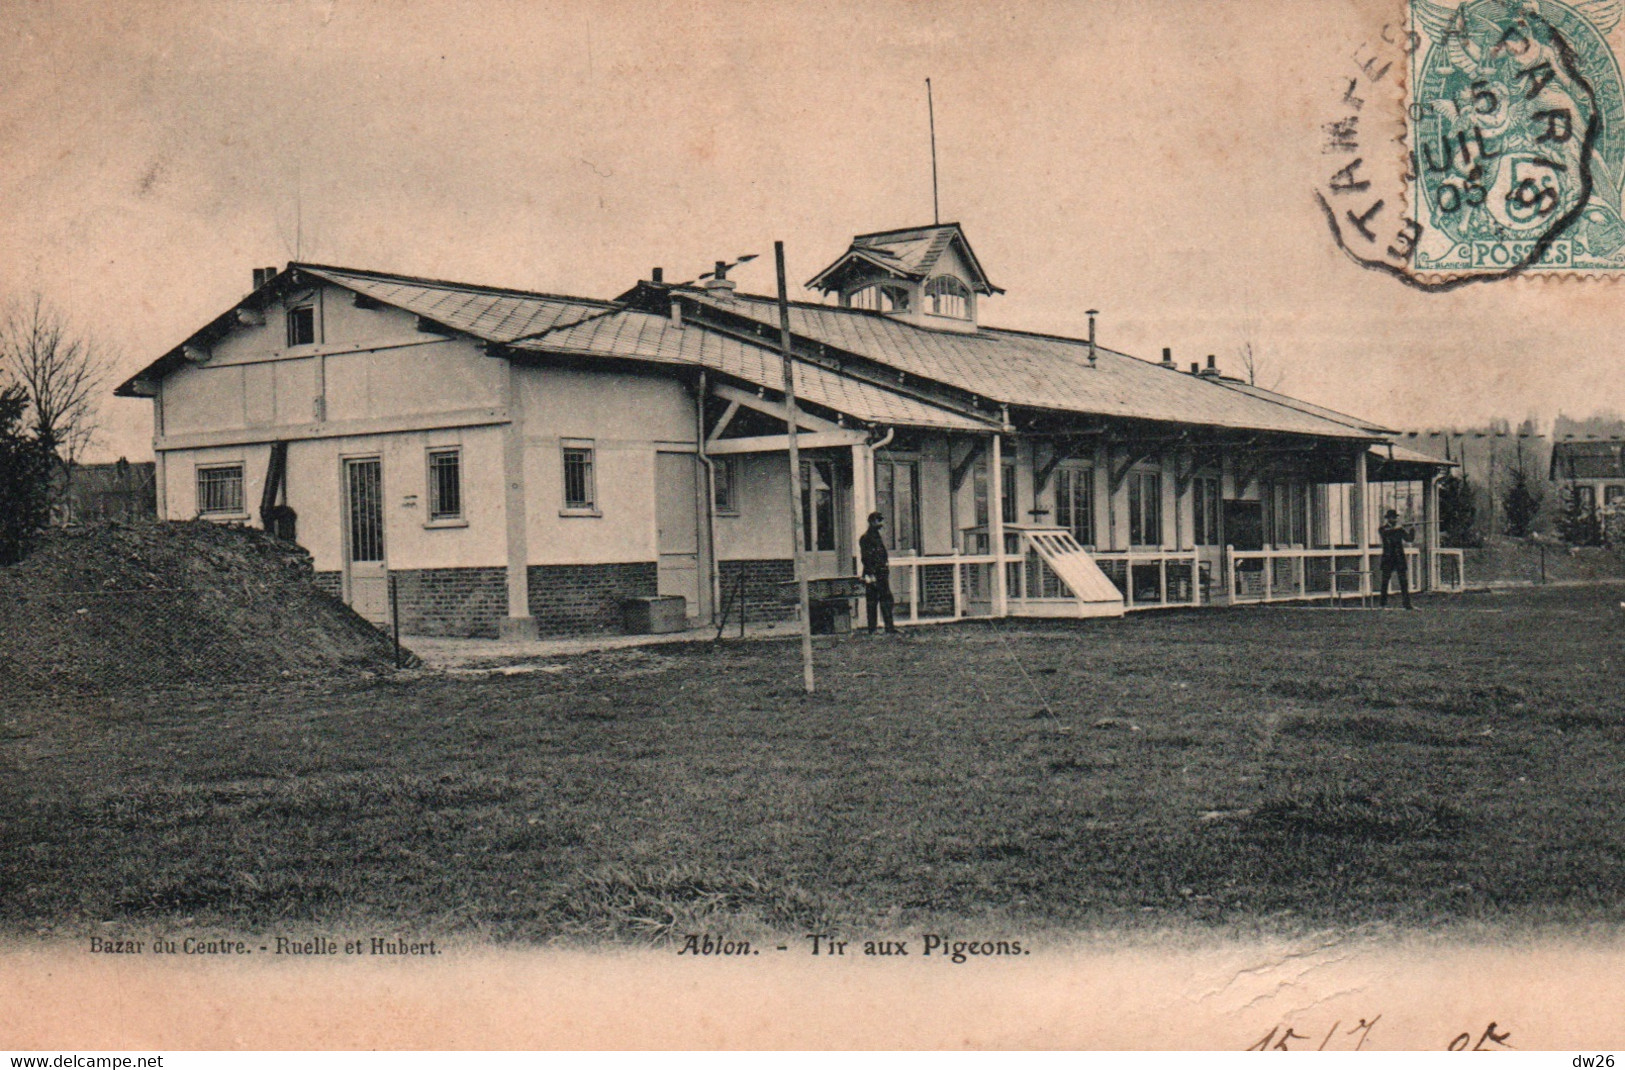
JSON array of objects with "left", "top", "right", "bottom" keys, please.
[
  {"left": 251, "top": 266, "right": 278, "bottom": 290},
  {"left": 1160, "top": 347, "right": 1175, "bottom": 369},
  {"left": 1199, "top": 354, "right": 1222, "bottom": 378}
]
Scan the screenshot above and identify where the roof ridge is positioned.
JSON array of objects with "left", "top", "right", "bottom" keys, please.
[{"left": 294, "top": 262, "right": 615, "bottom": 308}]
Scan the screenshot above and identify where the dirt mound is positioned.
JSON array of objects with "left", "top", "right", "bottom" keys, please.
[{"left": 0, "top": 521, "right": 401, "bottom": 696}]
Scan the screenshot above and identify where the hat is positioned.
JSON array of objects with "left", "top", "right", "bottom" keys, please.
[
  {"left": 867, "top": 511, "right": 885, "bottom": 524},
  {"left": 1385, "top": 509, "right": 1399, "bottom": 518}
]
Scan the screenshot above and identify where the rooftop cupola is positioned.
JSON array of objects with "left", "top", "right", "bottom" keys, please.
[{"left": 806, "top": 223, "right": 1002, "bottom": 333}]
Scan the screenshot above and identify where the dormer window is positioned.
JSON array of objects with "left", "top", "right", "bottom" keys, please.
[
  {"left": 848, "top": 283, "right": 911, "bottom": 314},
  {"left": 925, "top": 275, "right": 971, "bottom": 320}
]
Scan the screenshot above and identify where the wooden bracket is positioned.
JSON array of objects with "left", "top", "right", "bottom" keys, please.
[
  {"left": 1034, "top": 437, "right": 1092, "bottom": 495},
  {"left": 706, "top": 398, "right": 741, "bottom": 444},
  {"left": 1109, "top": 439, "right": 1173, "bottom": 495},
  {"left": 950, "top": 437, "right": 988, "bottom": 492}
]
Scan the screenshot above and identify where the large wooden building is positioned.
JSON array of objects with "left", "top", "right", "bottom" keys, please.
[{"left": 116, "top": 224, "right": 1461, "bottom": 637}]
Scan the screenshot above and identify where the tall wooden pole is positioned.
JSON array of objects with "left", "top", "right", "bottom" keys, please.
[{"left": 777, "top": 242, "right": 815, "bottom": 694}]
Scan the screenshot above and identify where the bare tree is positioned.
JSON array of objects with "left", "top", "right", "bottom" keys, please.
[
  {"left": 1235, "top": 302, "right": 1283, "bottom": 391},
  {"left": 0, "top": 293, "right": 112, "bottom": 470}
]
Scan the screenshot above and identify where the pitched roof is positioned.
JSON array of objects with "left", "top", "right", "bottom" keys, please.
[
  {"left": 688, "top": 293, "right": 1382, "bottom": 441},
  {"left": 1550, "top": 440, "right": 1625, "bottom": 479},
  {"left": 806, "top": 223, "right": 1002, "bottom": 295},
  {"left": 512, "top": 308, "right": 995, "bottom": 432},
  {"left": 298, "top": 265, "right": 611, "bottom": 342},
  {"left": 115, "top": 263, "right": 993, "bottom": 432},
  {"left": 117, "top": 260, "right": 1403, "bottom": 446}
]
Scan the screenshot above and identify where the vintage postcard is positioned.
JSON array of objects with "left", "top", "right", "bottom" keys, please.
[{"left": 3, "top": 0, "right": 1625, "bottom": 1053}]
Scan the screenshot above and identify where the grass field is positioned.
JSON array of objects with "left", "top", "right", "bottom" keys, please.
[{"left": 3, "top": 584, "right": 1623, "bottom": 945}]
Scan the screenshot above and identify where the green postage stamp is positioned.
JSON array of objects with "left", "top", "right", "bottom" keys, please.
[{"left": 1408, "top": 0, "right": 1625, "bottom": 275}]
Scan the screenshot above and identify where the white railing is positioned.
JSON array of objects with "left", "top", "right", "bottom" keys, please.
[
  {"left": 878, "top": 543, "right": 1466, "bottom": 622},
  {"left": 1222, "top": 545, "right": 1464, "bottom": 603},
  {"left": 1088, "top": 550, "right": 1204, "bottom": 610},
  {"left": 885, "top": 551, "right": 1002, "bottom": 623}
]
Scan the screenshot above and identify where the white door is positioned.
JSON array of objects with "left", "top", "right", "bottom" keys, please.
[
  {"left": 343, "top": 457, "right": 389, "bottom": 624},
  {"left": 655, "top": 451, "right": 701, "bottom": 617}
]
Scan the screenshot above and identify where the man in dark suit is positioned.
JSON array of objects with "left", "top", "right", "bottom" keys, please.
[
  {"left": 859, "top": 511, "right": 899, "bottom": 634},
  {"left": 1378, "top": 508, "right": 1415, "bottom": 609}
]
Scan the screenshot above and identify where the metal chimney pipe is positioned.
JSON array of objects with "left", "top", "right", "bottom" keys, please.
[{"left": 1086, "top": 309, "right": 1098, "bottom": 366}]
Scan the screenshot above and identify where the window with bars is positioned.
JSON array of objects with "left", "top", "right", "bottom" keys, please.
[
  {"left": 1128, "top": 471, "right": 1162, "bottom": 546},
  {"left": 562, "top": 441, "right": 596, "bottom": 511},
  {"left": 427, "top": 448, "right": 462, "bottom": 520},
  {"left": 196, "top": 464, "right": 244, "bottom": 516},
  {"left": 875, "top": 458, "right": 920, "bottom": 552},
  {"left": 712, "top": 458, "right": 738, "bottom": 514},
  {"left": 1054, "top": 466, "right": 1094, "bottom": 546}
]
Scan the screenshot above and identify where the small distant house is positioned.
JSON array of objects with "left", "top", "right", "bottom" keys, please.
[
  {"left": 1549, "top": 439, "right": 1625, "bottom": 519},
  {"left": 115, "top": 223, "right": 1460, "bottom": 637}
]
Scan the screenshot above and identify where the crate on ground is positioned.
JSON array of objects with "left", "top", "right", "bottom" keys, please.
[{"left": 621, "top": 594, "right": 688, "bottom": 634}]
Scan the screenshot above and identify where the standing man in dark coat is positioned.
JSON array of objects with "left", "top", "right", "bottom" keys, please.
[
  {"left": 1378, "top": 508, "right": 1415, "bottom": 609},
  {"left": 859, "top": 511, "right": 899, "bottom": 634}
]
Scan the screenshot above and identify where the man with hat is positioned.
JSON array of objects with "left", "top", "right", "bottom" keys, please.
[
  {"left": 859, "top": 511, "right": 899, "bottom": 634},
  {"left": 1378, "top": 508, "right": 1415, "bottom": 609}
]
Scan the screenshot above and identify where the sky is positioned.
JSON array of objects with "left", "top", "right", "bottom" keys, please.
[{"left": 1, "top": 0, "right": 1620, "bottom": 462}]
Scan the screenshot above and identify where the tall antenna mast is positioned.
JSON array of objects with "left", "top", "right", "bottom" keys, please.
[{"left": 927, "top": 78, "right": 939, "bottom": 225}]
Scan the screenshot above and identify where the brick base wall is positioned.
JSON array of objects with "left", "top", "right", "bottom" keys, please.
[
  {"left": 718, "top": 559, "right": 796, "bottom": 623},
  {"left": 315, "top": 563, "right": 661, "bottom": 638},
  {"left": 527, "top": 562, "right": 658, "bottom": 636},
  {"left": 393, "top": 567, "right": 509, "bottom": 638},
  {"left": 919, "top": 562, "right": 957, "bottom": 615}
]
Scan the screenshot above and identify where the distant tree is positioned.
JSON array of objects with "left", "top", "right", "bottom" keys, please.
[
  {"left": 0, "top": 294, "right": 113, "bottom": 504},
  {"left": 1437, "top": 472, "right": 1482, "bottom": 547},
  {"left": 0, "top": 381, "right": 54, "bottom": 564},
  {"left": 1501, "top": 464, "right": 1545, "bottom": 537},
  {"left": 1556, "top": 485, "right": 1604, "bottom": 546}
]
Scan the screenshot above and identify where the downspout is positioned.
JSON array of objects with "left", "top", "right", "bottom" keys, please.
[
  {"left": 695, "top": 369, "right": 722, "bottom": 625},
  {"left": 870, "top": 426, "right": 895, "bottom": 453}
]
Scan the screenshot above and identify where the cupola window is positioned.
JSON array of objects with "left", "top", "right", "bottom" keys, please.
[
  {"left": 925, "top": 275, "right": 971, "bottom": 319},
  {"left": 848, "top": 283, "right": 911, "bottom": 313}
]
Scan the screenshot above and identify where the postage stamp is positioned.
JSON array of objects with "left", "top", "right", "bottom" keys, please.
[
  {"left": 1317, "top": 0, "right": 1625, "bottom": 285},
  {"left": 1408, "top": 0, "right": 1625, "bottom": 276}
]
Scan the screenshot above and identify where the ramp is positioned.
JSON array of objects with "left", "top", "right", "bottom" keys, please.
[{"left": 1017, "top": 529, "right": 1126, "bottom": 618}]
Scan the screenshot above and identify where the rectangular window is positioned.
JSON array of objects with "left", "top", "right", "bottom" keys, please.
[
  {"left": 1001, "top": 462, "right": 1017, "bottom": 525},
  {"left": 562, "top": 441, "right": 596, "bottom": 511},
  {"left": 427, "top": 448, "right": 462, "bottom": 520},
  {"left": 1606, "top": 484, "right": 1624, "bottom": 506},
  {"left": 875, "top": 458, "right": 921, "bottom": 552},
  {"left": 1194, "top": 476, "right": 1221, "bottom": 546},
  {"left": 712, "top": 458, "right": 738, "bottom": 514},
  {"left": 1128, "top": 471, "right": 1161, "bottom": 546},
  {"left": 196, "top": 463, "right": 244, "bottom": 516},
  {"left": 1054, "top": 465, "right": 1094, "bottom": 546},
  {"left": 286, "top": 304, "right": 316, "bottom": 347}
]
